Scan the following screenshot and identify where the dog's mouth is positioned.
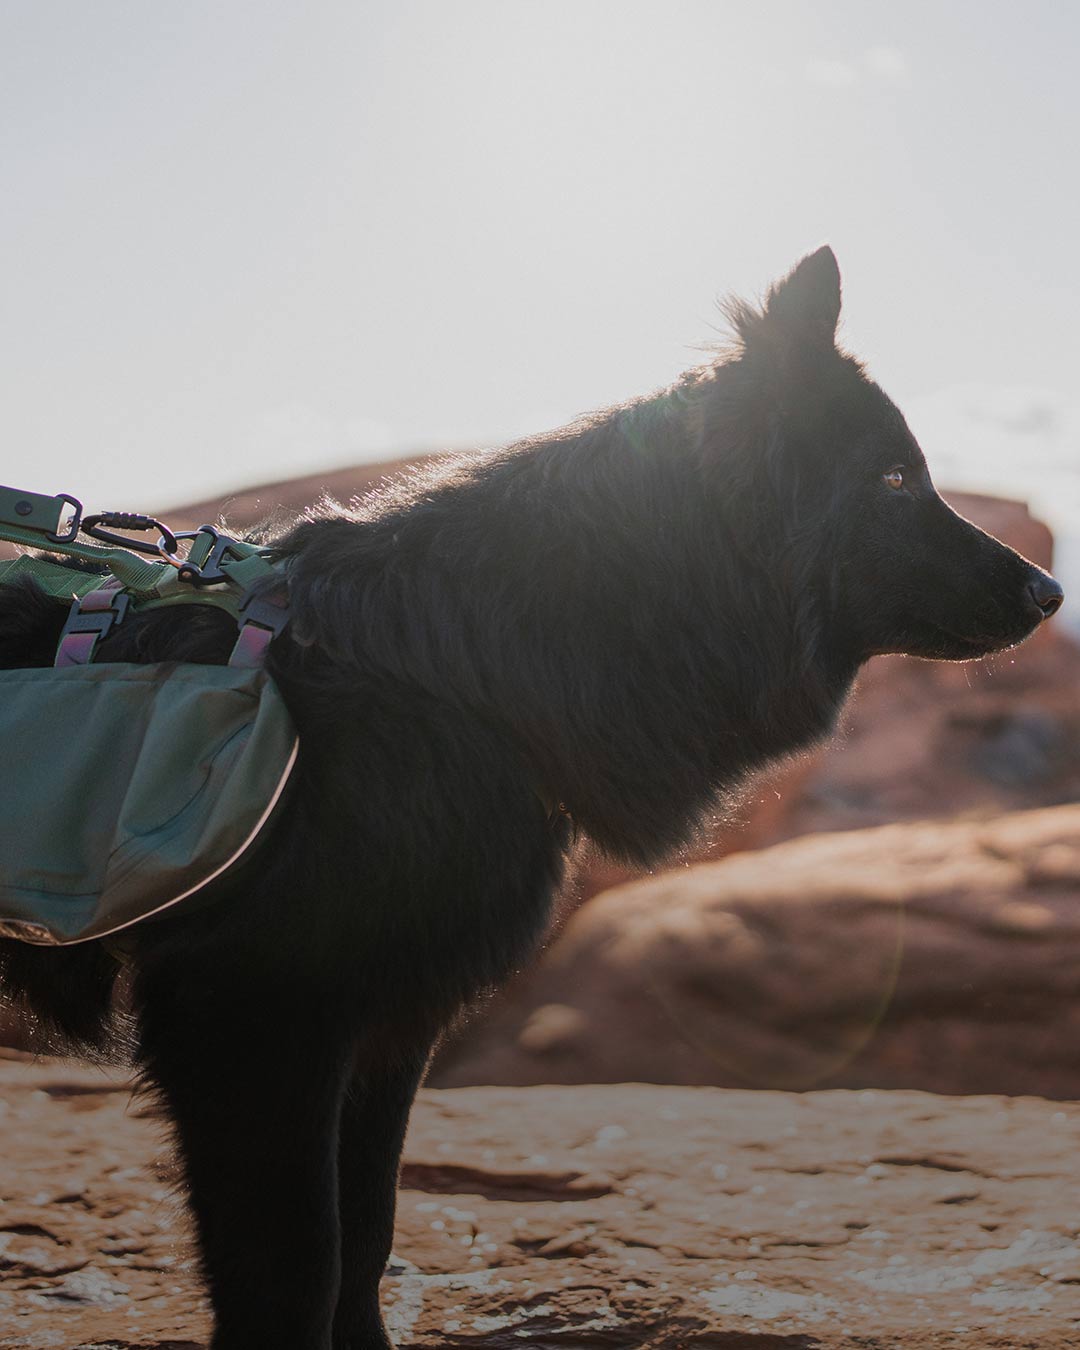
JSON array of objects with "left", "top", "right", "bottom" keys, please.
[
  {"left": 874, "top": 601, "right": 1045, "bottom": 661},
  {"left": 931, "top": 610, "right": 1043, "bottom": 658}
]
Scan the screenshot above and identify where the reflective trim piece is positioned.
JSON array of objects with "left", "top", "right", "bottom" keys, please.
[{"left": 22, "top": 736, "right": 301, "bottom": 947}]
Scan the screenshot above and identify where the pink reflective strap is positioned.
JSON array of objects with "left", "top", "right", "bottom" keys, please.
[
  {"left": 51, "top": 576, "right": 288, "bottom": 669},
  {"left": 55, "top": 630, "right": 99, "bottom": 667},
  {"left": 80, "top": 586, "right": 123, "bottom": 610},
  {"left": 228, "top": 622, "right": 276, "bottom": 668},
  {"left": 228, "top": 587, "right": 289, "bottom": 668}
]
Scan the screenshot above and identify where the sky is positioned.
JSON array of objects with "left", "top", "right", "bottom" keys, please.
[{"left": 2, "top": 1, "right": 1077, "bottom": 603}]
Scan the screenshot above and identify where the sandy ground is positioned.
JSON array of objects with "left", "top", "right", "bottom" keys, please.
[{"left": 2, "top": 1051, "right": 1080, "bottom": 1348}]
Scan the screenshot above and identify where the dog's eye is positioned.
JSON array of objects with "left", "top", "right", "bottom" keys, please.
[{"left": 882, "top": 468, "right": 905, "bottom": 491}]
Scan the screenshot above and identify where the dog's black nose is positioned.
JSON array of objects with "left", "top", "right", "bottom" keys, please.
[{"left": 1029, "top": 574, "right": 1064, "bottom": 619}]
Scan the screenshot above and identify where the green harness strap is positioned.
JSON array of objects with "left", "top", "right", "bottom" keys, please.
[{"left": 0, "top": 484, "right": 281, "bottom": 625}]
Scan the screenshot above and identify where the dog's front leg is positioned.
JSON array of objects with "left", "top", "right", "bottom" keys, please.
[{"left": 333, "top": 1036, "right": 434, "bottom": 1350}]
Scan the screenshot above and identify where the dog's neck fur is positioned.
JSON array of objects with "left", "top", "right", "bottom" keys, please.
[{"left": 275, "top": 377, "right": 858, "bottom": 863}]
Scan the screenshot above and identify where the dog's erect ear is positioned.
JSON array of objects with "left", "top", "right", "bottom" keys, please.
[{"left": 765, "top": 246, "right": 841, "bottom": 341}]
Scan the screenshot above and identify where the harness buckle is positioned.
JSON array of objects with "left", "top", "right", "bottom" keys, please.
[
  {"left": 229, "top": 589, "right": 290, "bottom": 668},
  {"left": 237, "top": 590, "right": 290, "bottom": 638},
  {"left": 55, "top": 587, "right": 131, "bottom": 667},
  {"left": 173, "top": 527, "right": 245, "bottom": 587}
]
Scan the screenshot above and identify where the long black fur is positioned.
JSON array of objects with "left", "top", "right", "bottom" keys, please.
[{"left": 0, "top": 248, "right": 1062, "bottom": 1349}]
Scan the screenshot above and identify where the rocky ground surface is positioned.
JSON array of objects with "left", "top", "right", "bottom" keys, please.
[
  {"left": 3, "top": 1053, "right": 1080, "bottom": 1349},
  {"left": 433, "top": 803, "right": 1080, "bottom": 1098}
]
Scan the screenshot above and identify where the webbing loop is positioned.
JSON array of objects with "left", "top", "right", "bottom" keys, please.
[{"left": 0, "top": 485, "right": 82, "bottom": 543}]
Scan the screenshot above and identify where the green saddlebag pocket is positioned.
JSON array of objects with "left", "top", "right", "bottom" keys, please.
[{"left": 0, "top": 662, "right": 298, "bottom": 945}]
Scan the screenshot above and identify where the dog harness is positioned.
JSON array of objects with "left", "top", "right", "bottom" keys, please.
[{"left": 0, "top": 484, "right": 299, "bottom": 945}]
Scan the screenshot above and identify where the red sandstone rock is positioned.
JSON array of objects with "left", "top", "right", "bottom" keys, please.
[
  {"left": 432, "top": 804, "right": 1080, "bottom": 1100},
  {"left": 4, "top": 1054, "right": 1080, "bottom": 1348}
]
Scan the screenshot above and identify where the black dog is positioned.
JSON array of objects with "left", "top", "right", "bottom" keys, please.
[{"left": 0, "top": 248, "right": 1063, "bottom": 1348}]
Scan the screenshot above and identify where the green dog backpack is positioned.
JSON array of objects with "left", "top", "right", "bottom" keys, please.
[
  {"left": 0, "top": 484, "right": 299, "bottom": 946},
  {"left": 0, "top": 662, "right": 297, "bottom": 945}
]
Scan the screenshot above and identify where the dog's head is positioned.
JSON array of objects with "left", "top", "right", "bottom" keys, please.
[{"left": 709, "top": 246, "right": 1063, "bottom": 661}]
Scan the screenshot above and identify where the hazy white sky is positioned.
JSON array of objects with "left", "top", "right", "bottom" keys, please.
[{"left": 2, "top": 1, "right": 1077, "bottom": 554}]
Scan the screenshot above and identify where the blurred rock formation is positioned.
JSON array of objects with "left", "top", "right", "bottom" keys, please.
[{"left": 431, "top": 804, "right": 1080, "bottom": 1098}]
